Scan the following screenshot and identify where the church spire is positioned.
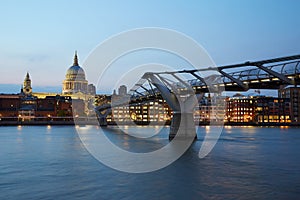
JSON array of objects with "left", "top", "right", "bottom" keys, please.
[
  {"left": 25, "top": 72, "right": 30, "bottom": 80},
  {"left": 73, "top": 51, "right": 79, "bottom": 66}
]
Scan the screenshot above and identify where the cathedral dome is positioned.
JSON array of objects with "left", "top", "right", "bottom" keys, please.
[
  {"left": 62, "top": 51, "right": 89, "bottom": 95},
  {"left": 65, "top": 51, "right": 86, "bottom": 81},
  {"left": 66, "top": 65, "right": 86, "bottom": 80}
]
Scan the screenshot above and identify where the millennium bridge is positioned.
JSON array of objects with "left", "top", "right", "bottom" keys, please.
[{"left": 95, "top": 55, "right": 300, "bottom": 140}]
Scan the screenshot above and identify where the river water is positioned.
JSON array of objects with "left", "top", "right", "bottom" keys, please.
[{"left": 0, "top": 125, "right": 299, "bottom": 199}]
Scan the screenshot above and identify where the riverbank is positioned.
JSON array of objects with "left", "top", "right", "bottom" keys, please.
[
  {"left": 1, "top": 120, "right": 300, "bottom": 126},
  {"left": 0, "top": 120, "right": 98, "bottom": 126}
]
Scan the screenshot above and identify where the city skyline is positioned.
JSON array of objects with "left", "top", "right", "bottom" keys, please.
[
  {"left": 0, "top": 52, "right": 288, "bottom": 97},
  {"left": 1, "top": 2, "right": 300, "bottom": 198},
  {"left": 1, "top": 1, "right": 300, "bottom": 94}
]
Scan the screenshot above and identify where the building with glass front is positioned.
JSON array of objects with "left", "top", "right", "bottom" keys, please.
[
  {"left": 226, "top": 95, "right": 291, "bottom": 124},
  {"left": 278, "top": 87, "right": 300, "bottom": 123}
]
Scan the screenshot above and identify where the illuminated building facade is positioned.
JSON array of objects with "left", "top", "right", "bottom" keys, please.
[
  {"left": 226, "top": 95, "right": 291, "bottom": 123},
  {"left": 254, "top": 97, "right": 291, "bottom": 123},
  {"left": 0, "top": 94, "right": 81, "bottom": 121},
  {"left": 194, "top": 105, "right": 225, "bottom": 123},
  {"left": 279, "top": 87, "right": 300, "bottom": 123},
  {"left": 95, "top": 93, "right": 172, "bottom": 125},
  {"left": 97, "top": 93, "right": 292, "bottom": 125},
  {"left": 107, "top": 99, "right": 172, "bottom": 124},
  {"left": 194, "top": 95, "right": 226, "bottom": 123},
  {"left": 226, "top": 96, "right": 255, "bottom": 122}
]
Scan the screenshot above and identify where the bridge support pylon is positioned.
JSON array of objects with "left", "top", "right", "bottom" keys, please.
[
  {"left": 169, "top": 112, "right": 196, "bottom": 140},
  {"left": 144, "top": 73, "right": 197, "bottom": 141},
  {"left": 95, "top": 108, "right": 111, "bottom": 126},
  {"left": 98, "top": 117, "right": 108, "bottom": 126}
]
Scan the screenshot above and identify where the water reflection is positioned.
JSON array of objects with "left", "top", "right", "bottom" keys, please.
[{"left": 17, "top": 125, "right": 22, "bottom": 131}]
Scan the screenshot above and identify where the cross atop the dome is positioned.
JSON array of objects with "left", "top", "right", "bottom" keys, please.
[{"left": 73, "top": 51, "right": 79, "bottom": 66}]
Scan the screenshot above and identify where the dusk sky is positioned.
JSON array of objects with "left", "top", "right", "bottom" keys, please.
[{"left": 1, "top": 0, "right": 300, "bottom": 94}]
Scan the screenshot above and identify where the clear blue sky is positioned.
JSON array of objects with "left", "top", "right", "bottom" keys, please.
[{"left": 0, "top": 0, "right": 300, "bottom": 93}]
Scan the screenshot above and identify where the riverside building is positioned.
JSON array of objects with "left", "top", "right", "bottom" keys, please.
[
  {"left": 226, "top": 95, "right": 291, "bottom": 124},
  {"left": 278, "top": 87, "right": 300, "bottom": 123}
]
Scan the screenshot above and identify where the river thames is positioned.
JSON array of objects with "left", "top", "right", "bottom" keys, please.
[{"left": 0, "top": 125, "right": 299, "bottom": 199}]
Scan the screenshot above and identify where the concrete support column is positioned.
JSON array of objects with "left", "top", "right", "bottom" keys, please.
[
  {"left": 95, "top": 108, "right": 111, "bottom": 126},
  {"left": 98, "top": 117, "right": 108, "bottom": 126},
  {"left": 169, "top": 112, "right": 196, "bottom": 140},
  {"left": 144, "top": 73, "right": 198, "bottom": 141}
]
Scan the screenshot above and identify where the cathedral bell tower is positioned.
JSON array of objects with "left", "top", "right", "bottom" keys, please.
[{"left": 23, "top": 72, "right": 32, "bottom": 96}]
